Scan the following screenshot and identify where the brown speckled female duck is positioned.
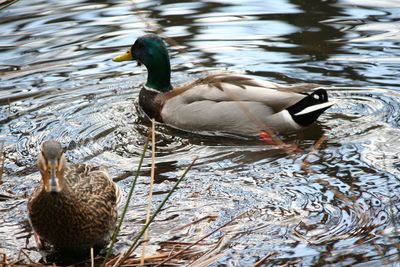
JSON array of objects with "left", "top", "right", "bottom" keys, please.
[{"left": 28, "top": 141, "right": 122, "bottom": 253}]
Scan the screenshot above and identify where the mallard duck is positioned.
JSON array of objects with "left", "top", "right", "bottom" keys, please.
[
  {"left": 28, "top": 141, "right": 122, "bottom": 253},
  {"left": 113, "top": 34, "right": 333, "bottom": 135}
]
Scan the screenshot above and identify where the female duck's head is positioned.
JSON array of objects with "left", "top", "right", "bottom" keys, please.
[
  {"left": 113, "top": 34, "right": 172, "bottom": 92},
  {"left": 37, "top": 141, "right": 66, "bottom": 194}
]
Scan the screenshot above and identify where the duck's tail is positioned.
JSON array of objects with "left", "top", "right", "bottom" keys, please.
[{"left": 287, "top": 89, "right": 334, "bottom": 127}]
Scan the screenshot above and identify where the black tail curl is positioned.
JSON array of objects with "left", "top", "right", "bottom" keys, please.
[{"left": 287, "top": 88, "right": 331, "bottom": 127}]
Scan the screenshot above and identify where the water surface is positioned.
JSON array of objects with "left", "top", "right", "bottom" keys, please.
[{"left": 1, "top": 0, "right": 400, "bottom": 265}]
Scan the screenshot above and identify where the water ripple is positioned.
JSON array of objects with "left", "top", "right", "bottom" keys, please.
[{"left": 1, "top": 0, "right": 400, "bottom": 265}]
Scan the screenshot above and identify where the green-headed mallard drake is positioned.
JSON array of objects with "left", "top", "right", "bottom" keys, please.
[
  {"left": 113, "top": 34, "right": 333, "bottom": 135},
  {"left": 28, "top": 141, "right": 122, "bottom": 253}
]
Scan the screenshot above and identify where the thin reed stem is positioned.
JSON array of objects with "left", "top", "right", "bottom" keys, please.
[
  {"left": 103, "top": 135, "right": 150, "bottom": 265},
  {"left": 141, "top": 119, "right": 157, "bottom": 265},
  {"left": 112, "top": 157, "right": 198, "bottom": 266},
  {"left": 0, "top": 140, "right": 5, "bottom": 182},
  {"left": 90, "top": 247, "right": 94, "bottom": 267},
  {"left": 252, "top": 252, "right": 279, "bottom": 267},
  {"left": 0, "top": 0, "right": 19, "bottom": 10}
]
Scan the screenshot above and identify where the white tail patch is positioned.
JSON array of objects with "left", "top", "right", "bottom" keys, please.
[{"left": 294, "top": 101, "right": 335, "bottom": 116}]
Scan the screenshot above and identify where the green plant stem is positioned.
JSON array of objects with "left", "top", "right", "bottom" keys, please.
[
  {"left": 113, "top": 157, "right": 198, "bottom": 266},
  {"left": 102, "top": 135, "right": 150, "bottom": 266},
  {"left": 0, "top": 140, "right": 5, "bottom": 183}
]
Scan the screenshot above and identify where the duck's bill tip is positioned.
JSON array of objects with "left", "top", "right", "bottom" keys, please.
[
  {"left": 44, "top": 183, "right": 61, "bottom": 193},
  {"left": 47, "top": 171, "right": 61, "bottom": 193},
  {"left": 112, "top": 50, "right": 134, "bottom": 62},
  {"left": 49, "top": 186, "right": 61, "bottom": 194}
]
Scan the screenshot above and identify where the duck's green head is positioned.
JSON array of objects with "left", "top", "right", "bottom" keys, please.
[{"left": 113, "top": 34, "right": 172, "bottom": 92}]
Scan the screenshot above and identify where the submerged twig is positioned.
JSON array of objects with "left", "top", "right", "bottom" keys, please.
[
  {"left": 252, "top": 252, "right": 279, "bottom": 267},
  {"left": 0, "top": 252, "right": 8, "bottom": 266},
  {"left": 172, "top": 215, "right": 218, "bottom": 232},
  {"left": 0, "top": 0, "right": 19, "bottom": 10},
  {"left": 189, "top": 252, "right": 225, "bottom": 267},
  {"left": 301, "top": 134, "right": 328, "bottom": 172},
  {"left": 6, "top": 248, "right": 37, "bottom": 266},
  {"left": 155, "top": 209, "right": 253, "bottom": 267},
  {"left": 18, "top": 249, "right": 35, "bottom": 264}
]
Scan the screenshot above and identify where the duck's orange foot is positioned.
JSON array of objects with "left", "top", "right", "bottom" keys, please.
[
  {"left": 259, "top": 131, "right": 276, "bottom": 145},
  {"left": 259, "top": 131, "right": 302, "bottom": 152}
]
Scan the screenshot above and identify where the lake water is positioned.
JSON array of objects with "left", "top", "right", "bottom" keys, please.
[{"left": 1, "top": 0, "right": 400, "bottom": 265}]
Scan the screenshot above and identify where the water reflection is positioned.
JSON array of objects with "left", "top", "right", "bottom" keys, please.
[{"left": 1, "top": 0, "right": 400, "bottom": 265}]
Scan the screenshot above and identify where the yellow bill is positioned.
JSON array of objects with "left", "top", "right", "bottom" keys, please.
[{"left": 113, "top": 50, "right": 134, "bottom": 62}]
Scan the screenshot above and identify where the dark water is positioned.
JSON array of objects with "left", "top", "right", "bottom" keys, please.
[{"left": 1, "top": 0, "right": 400, "bottom": 265}]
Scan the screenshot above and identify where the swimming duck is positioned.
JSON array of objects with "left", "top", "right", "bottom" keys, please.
[
  {"left": 28, "top": 141, "right": 122, "bottom": 253},
  {"left": 113, "top": 34, "right": 333, "bottom": 135}
]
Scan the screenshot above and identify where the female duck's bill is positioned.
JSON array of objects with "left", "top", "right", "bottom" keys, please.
[
  {"left": 37, "top": 141, "right": 65, "bottom": 193},
  {"left": 112, "top": 34, "right": 334, "bottom": 135}
]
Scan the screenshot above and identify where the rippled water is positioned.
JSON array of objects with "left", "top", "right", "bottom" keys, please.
[{"left": 1, "top": 0, "right": 400, "bottom": 265}]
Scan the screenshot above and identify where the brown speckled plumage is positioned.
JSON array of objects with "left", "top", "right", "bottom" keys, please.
[{"left": 28, "top": 141, "right": 121, "bottom": 253}]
